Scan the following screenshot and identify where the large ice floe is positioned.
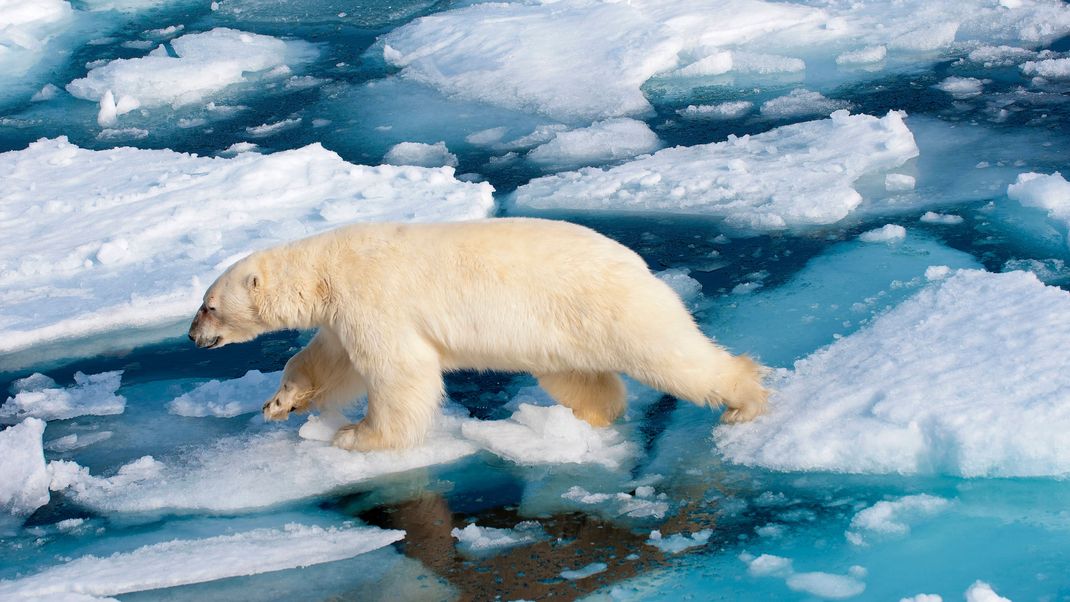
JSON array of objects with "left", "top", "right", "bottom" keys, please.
[
  {"left": 65, "top": 28, "right": 318, "bottom": 118},
  {"left": 0, "top": 522, "right": 404, "bottom": 599},
  {"left": 511, "top": 111, "right": 917, "bottom": 231},
  {"left": 715, "top": 269, "right": 1070, "bottom": 477},
  {"left": 377, "top": 0, "right": 1070, "bottom": 123},
  {"left": 0, "top": 137, "right": 494, "bottom": 355}
]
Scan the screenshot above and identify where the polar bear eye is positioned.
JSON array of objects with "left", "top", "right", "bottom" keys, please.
[{"left": 207, "top": 305, "right": 217, "bottom": 312}]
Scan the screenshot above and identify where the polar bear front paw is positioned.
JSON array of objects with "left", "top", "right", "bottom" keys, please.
[{"left": 262, "top": 381, "right": 310, "bottom": 421}]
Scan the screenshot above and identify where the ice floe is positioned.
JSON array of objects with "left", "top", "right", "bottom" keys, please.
[
  {"left": 167, "top": 370, "right": 280, "bottom": 418},
  {"left": 759, "top": 89, "right": 851, "bottom": 119},
  {"left": 0, "top": 522, "right": 404, "bottom": 598},
  {"left": 0, "top": 418, "right": 50, "bottom": 533},
  {"left": 525, "top": 118, "right": 661, "bottom": 171},
  {"left": 646, "top": 529, "right": 712, "bottom": 554},
  {"left": 858, "top": 224, "right": 907, "bottom": 244},
  {"left": 383, "top": 141, "right": 458, "bottom": 168},
  {"left": 0, "top": 137, "right": 494, "bottom": 354},
  {"left": 2, "top": 371, "right": 125, "bottom": 422},
  {"left": 450, "top": 521, "right": 546, "bottom": 556},
  {"left": 1006, "top": 171, "right": 1070, "bottom": 246},
  {"left": 377, "top": 0, "right": 1070, "bottom": 123},
  {"left": 845, "top": 494, "right": 951, "bottom": 545},
  {"left": 65, "top": 28, "right": 318, "bottom": 112},
  {"left": 48, "top": 415, "right": 478, "bottom": 513},
  {"left": 715, "top": 269, "right": 1070, "bottom": 476},
  {"left": 965, "top": 581, "right": 1011, "bottom": 602},
  {"left": 512, "top": 111, "right": 917, "bottom": 232}
]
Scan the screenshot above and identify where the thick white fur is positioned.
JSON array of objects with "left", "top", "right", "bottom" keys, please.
[{"left": 190, "top": 218, "right": 767, "bottom": 451}]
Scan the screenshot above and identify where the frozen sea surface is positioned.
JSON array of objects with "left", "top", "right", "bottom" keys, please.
[{"left": 2, "top": 0, "right": 1070, "bottom": 600}]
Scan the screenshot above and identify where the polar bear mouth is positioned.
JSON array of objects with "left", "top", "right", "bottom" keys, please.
[{"left": 203, "top": 336, "right": 222, "bottom": 349}]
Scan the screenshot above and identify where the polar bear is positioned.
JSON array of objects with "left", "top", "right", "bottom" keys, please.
[{"left": 189, "top": 218, "right": 767, "bottom": 451}]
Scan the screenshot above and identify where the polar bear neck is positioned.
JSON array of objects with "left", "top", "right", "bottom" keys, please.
[{"left": 251, "top": 244, "right": 333, "bottom": 332}]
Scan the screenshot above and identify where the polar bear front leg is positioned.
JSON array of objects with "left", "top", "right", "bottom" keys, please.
[{"left": 332, "top": 349, "right": 444, "bottom": 452}]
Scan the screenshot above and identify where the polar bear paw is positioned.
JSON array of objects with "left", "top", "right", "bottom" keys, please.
[
  {"left": 262, "top": 381, "right": 311, "bottom": 421},
  {"left": 332, "top": 421, "right": 392, "bottom": 452}
]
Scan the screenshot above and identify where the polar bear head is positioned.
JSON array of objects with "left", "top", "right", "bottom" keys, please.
[{"left": 188, "top": 255, "right": 267, "bottom": 349}]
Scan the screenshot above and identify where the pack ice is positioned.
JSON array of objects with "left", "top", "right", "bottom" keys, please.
[
  {"left": 715, "top": 269, "right": 1070, "bottom": 477},
  {"left": 378, "top": 0, "right": 1070, "bottom": 123},
  {"left": 512, "top": 111, "right": 917, "bottom": 232},
  {"left": 0, "top": 137, "right": 493, "bottom": 354}
]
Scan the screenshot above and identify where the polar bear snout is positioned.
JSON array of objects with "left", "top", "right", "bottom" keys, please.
[{"left": 188, "top": 304, "right": 224, "bottom": 349}]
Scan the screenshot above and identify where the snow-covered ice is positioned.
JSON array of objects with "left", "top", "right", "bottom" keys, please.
[
  {"left": 525, "top": 118, "right": 661, "bottom": 171},
  {"left": 0, "top": 522, "right": 404, "bottom": 598},
  {"left": 512, "top": 111, "right": 918, "bottom": 232},
  {"left": 2, "top": 372, "right": 125, "bottom": 422},
  {"left": 167, "top": 370, "right": 280, "bottom": 418},
  {"left": 450, "top": 521, "right": 546, "bottom": 556},
  {"left": 383, "top": 141, "right": 458, "bottom": 168},
  {"left": 858, "top": 224, "right": 907, "bottom": 244},
  {"left": 65, "top": 28, "right": 319, "bottom": 112},
  {"left": 48, "top": 415, "right": 478, "bottom": 513},
  {"left": 845, "top": 495, "right": 951, "bottom": 545},
  {"left": 646, "top": 529, "right": 712, "bottom": 554},
  {"left": 0, "top": 418, "right": 50, "bottom": 532},
  {"left": 0, "top": 137, "right": 494, "bottom": 354},
  {"left": 716, "top": 269, "right": 1070, "bottom": 476},
  {"left": 377, "top": 0, "right": 1070, "bottom": 123},
  {"left": 460, "top": 404, "right": 637, "bottom": 470}
]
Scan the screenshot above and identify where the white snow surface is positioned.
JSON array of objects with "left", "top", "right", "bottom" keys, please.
[
  {"left": 715, "top": 269, "right": 1070, "bottom": 477},
  {"left": 48, "top": 415, "right": 478, "bottom": 513},
  {"left": 0, "top": 418, "right": 50, "bottom": 531},
  {"left": 525, "top": 118, "right": 661, "bottom": 171},
  {"left": 450, "top": 521, "right": 546, "bottom": 555},
  {"left": 512, "top": 111, "right": 918, "bottom": 232},
  {"left": 378, "top": 0, "right": 1070, "bottom": 123},
  {"left": 460, "top": 403, "right": 637, "bottom": 469},
  {"left": 0, "top": 523, "right": 404, "bottom": 598},
  {"left": 168, "top": 370, "right": 280, "bottom": 418},
  {"left": 65, "top": 28, "right": 318, "bottom": 109},
  {"left": 2, "top": 372, "right": 125, "bottom": 422},
  {"left": 0, "top": 137, "right": 494, "bottom": 354}
]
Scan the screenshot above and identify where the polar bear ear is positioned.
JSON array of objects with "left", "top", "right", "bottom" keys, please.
[{"left": 246, "top": 273, "right": 260, "bottom": 290}]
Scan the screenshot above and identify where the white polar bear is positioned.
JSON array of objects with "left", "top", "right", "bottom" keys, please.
[{"left": 188, "top": 218, "right": 767, "bottom": 451}]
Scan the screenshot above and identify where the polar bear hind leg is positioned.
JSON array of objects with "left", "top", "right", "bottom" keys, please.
[{"left": 536, "top": 371, "right": 627, "bottom": 427}]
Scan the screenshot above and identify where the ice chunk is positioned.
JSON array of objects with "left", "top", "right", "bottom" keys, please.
[
  {"left": 2, "top": 371, "right": 124, "bottom": 422},
  {"left": 1006, "top": 172, "right": 1070, "bottom": 246},
  {"left": 1001, "top": 258, "right": 1070, "bottom": 284},
  {"left": 560, "top": 562, "right": 607, "bottom": 580},
  {"left": 560, "top": 486, "right": 670, "bottom": 519},
  {"left": 378, "top": 0, "right": 1070, "bottom": 122},
  {"left": 715, "top": 270, "right": 1070, "bottom": 476},
  {"left": 919, "top": 212, "right": 963, "bottom": 225},
  {"left": 49, "top": 415, "right": 477, "bottom": 513},
  {"left": 1021, "top": 57, "right": 1070, "bottom": 79},
  {"left": 740, "top": 552, "right": 865, "bottom": 599},
  {"left": 66, "top": 28, "right": 319, "bottom": 110},
  {"left": 525, "top": 118, "right": 661, "bottom": 171},
  {"left": 965, "top": 581, "right": 1011, "bottom": 602},
  {"left": 512, "top": 111, "right": 918, "bottom": 233},
  {"left": 45, "top": 431, "right": 113, "bottom": 452},
  {"left": 934, "top": 76, "right": 987, "bottom": 98},
  {"left": 885, "top": 174, "right": 916, "bottom": 191},
  {"left": 0, "top": 137, "right": 494, "bottom": 356},
  {"left": 858, "top": 224, "right": 907, "bottom": 243},
  {"left": 297, "top": 409, "right": 351, "bottom": 442},
  {"left": 759, "top": 89, "right": 852, "bottom": 119},
  {"left": 845, "top": 494, "right": 951, "bottom": 545},
  {"left": 167, "top": 370, "right": 280, "bottom": 418},
  {"left": 655, "top": 268, "right": 704, "bottom": 309},
  {"left": 450, "top": 521, "right": 546, "bottom": 556},
  {"left": 383, "top": 141, "right": 458, "bottom": 168},
  {"left": 245, "top": 118, "right": 301, "bottom": 138},
  {"left": 0, "top": 418, "right": 49, "bottom": 532},
  {"left": 676, "top": 101, "right": 753, "bottom": 120},
  {"left": 0, "top": 523, "right": 404, "bottom": 598},
  {"left": 646, "top": 529, "right": 712, "bottom": 554},
  {"left": 460, "top": 404, "right": 637, "bottom": 469}
]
